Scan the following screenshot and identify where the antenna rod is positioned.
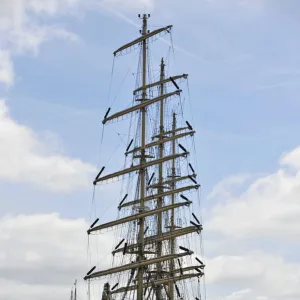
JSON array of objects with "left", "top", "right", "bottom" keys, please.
[{"left": 137, "top": 13, "right": 149, "bottom": 300}]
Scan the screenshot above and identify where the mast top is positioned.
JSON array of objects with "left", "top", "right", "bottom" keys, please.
[
  {"left": 138, "top": 13, "right": 151, "bottom": 19},
  {"left": 113, "top": 14, "right": 172, "bottom": 56}
]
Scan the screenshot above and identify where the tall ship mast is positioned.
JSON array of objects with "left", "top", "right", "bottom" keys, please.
[
  {"left": 84, "top": 14, "right": 205, "bottom": 300},
  {"left": 70, "top": 280, "right": 77, "bottom": 300}
]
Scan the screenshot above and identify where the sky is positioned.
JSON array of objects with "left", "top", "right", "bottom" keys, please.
[{"left": 0, "top": 0, "right": 300, "bottom": 299}]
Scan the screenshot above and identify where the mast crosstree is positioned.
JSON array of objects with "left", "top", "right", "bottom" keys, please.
[{"left": 85, "top": 14, "right": 205, "bottom": 300}]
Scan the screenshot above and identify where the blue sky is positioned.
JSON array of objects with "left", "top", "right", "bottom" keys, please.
[
  {"left": 1, "top": 1, "right": 300, "bottom": 300},
  {"left": 2, "top": 0, "right": 300, "bottom": 215}
]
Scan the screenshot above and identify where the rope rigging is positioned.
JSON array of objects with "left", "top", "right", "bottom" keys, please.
[{"left": 86, "top": 17, "right": 206, "bottom": 300}]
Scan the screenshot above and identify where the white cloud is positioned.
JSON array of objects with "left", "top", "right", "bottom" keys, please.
[
  {"left": 0, "top": 0, "right": 83, "bottom": 85},
  {"left": 27, "top": 0, "right": 82, "bottom": 15},
  {"left": 0, "top": 0, "right": 157, "bottom": 85},
  {"left": 0, "top": 213, "right": 115, "bottom": 300},
  {"left": 207, "top": 173, "right": 253, "bottom": 201},
  {"left": 0, "top": 213, "right": 86, "bottom": 283},
  {"left": 280, "top": 146, "right": 300, "bottom": 169},
  {"left": 1, "top": 213, "right": 300, "bottom": 300},
  {"left": 0, "top": 99, "right": 96, "bottom": 192},
  {"left": 203, "top": 146, "right": 300, "bottom": 299},
  {"left": 0, "top": 279, "right": 71, "bottom": 300},
  {"left": 206, "top": 251, "right": 300, "bottom": 300},
  {"left": 205, "top": 0, "right": 265, "bottom": 11},
  {"left": 100, "top": 0, "right": 154, "bottom": 11},
  {"left": 206, "top": 146, "right": 300, "bottom": 242},
  {"left": 223, "top": 289, "right": 252, "bottom": 300},
  {"left": 0, "top": 50, "right": 14, "bottom": 86}
]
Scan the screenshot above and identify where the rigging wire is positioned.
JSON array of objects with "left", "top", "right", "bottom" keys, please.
[
  {"left": 111, "top": 67, "right": 131, "bottom": 107},
  {"left": 107, "top": 56, "right": 116, "bottom": 106},
  {"left": 169, "top": 31, "right": 176, "bottom": 62},
  {"left": 186, "top": 73, "right": 207, "bottom": 300},
  {"left": 168, "top": 27, "right": 206, "bottom": 300},
  {"left": 86, "top": 22, "right": 206, "bottom": 300},
  {"left": 87, "top": 54, "right": 117, "bottom": 300}
]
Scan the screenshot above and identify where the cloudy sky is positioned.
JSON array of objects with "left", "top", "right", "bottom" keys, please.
[{"left": 1, "top": 0, "right": 300, "bottom": 299}]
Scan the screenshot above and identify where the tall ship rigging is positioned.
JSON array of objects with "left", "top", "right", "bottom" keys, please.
[
  {"left": 84, "top": 14, "right": 205, "bottom": 300},
  {"left": 70, "top": 280, "right": 77, "bottom": 300}
]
